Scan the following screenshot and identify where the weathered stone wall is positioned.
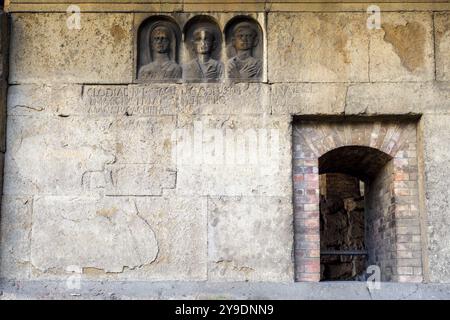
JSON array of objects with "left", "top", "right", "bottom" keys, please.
[
  {"left": 365, "top": 161, "right": 397, "bottom": 281},
  {"left": 0, "top": 11, "right": 9, "bottom": 277},
  {"left": 420, "top": 115, "right": 450, "bottom": 283},
  {"left": 0, "top": 4, "right": 450, "bottom": 283}
]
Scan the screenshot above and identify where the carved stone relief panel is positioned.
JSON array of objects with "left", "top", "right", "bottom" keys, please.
[
  {"left": 137, "top": 16, "right": 182, "bottom": 82},
  {"left": 135, "top": 13, "right": 265, "bottom": 83},
  {"left": 225, "top": 16, "right": 263, "bottom": 81},
  {"left": 183, "top": 16, "right": 223, "bottom": 82}
]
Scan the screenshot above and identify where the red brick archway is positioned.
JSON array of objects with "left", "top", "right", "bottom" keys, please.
[{"left": 292, "top": 119, "right": 423, "bottom": 283}]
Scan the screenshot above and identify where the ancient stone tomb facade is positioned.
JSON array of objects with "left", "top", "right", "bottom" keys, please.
[{"left": 0, "top": 1, "right": 450, "bottom": 285}]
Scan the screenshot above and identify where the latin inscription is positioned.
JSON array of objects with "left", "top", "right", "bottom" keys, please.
[{"left": 83, "top": 84, "right": 266, "bottom": 115}]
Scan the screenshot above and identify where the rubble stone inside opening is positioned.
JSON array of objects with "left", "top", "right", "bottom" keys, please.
[{"left": 319, "top": 146, "right": 393, "bottom": 281}]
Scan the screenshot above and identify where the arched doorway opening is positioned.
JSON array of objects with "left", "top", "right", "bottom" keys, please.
[
  {"left": 319, "top": 146, "right": 392, "bottom": 281},
  {"left": 292, "top": 119, "right": 424, "bottom": 283}
]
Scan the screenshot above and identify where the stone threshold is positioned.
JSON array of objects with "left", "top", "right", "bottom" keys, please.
[{"left": 1, "top": 280, "right": 450, "bottom": 299}]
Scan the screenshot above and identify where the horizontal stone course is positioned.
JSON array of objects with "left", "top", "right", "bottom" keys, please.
[
  {"left": 2, "top": 195, "right": 208, "bottom": 281},
  {"left": 6, "top": 1, "right": 450, "bottom": 13},
  {"left": 7, "top": 82, "right": 450, "bottom": 118}
]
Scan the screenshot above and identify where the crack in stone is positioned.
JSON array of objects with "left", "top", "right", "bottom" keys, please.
[
  {"left": 132, "top": 200, "right": 159, "bottom": 266},
  {"left": 343, "top": 85, "right": 350, "bottom": 115},
  {"left": 366, "top": 285, "right": 373, "bottom": 300},
  {"left": 401, "top": 284, "right": 420, "bottom": 300},
  {"left": 12, "top": 105, "right": 44, "bottom": 112},
  {"left": 215, "top": 259, "right": 255, "bottom": 274}
]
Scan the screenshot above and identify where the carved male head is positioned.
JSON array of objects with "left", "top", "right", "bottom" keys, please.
[
  {"left": 192, "top": 27, "right": 215, "bottom": 55},
  {"left": 232, "top": 22, "right": 258, "bottom": 52},
  {"left": 150, "top": 25, "right": 171, "bottom": 54}
]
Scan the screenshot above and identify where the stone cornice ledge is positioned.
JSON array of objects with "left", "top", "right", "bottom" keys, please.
[{"left": 4, "top": 0, "right": 450, "bottom": 13}]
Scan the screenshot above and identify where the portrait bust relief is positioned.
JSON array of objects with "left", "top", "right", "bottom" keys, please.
[
  {"left": 225, "top": 18, "right": 263, "bottom": 81},
  {"left": 136, "top": 15, "right": 264, "bottom": 83},
  {"left": 183, "top": 18, "right": 223, "bottom": 82},
  {"left": 137, "top": 17, "right": 182, "bottom": 82}
]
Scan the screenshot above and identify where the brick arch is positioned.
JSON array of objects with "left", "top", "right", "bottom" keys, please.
[
  {"left": 292, "top": 120, "right": 423, "bottom": 283},
  {"left": 319, "top": 146, "right": 392, "bottom": 182},
  {"left": 293, "top": 121, "right": 416, "bottom": 159}
]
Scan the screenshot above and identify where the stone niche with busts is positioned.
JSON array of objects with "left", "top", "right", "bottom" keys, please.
[
  {"left": 135, "top": 14, "right": 265, "bottom": 83},
  {"left": 0, "top": 0, "right": 450, "bottom": 291}
]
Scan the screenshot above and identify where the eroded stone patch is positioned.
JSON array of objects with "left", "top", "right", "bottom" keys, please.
[
  {"left": 435, "top": 13, "right": 450, "bottom": 81},
  {"left": 267, "top": 12, "right": 369, "bottom": 82},
  {"left": 382, "top": 22, "right": 426, "bottom": 72},
  {"left": 30, "top": 197, "right": 158, "bottom": 273},
  {"left": 207, "top": 196, "right": 293, "bottom": 282}
]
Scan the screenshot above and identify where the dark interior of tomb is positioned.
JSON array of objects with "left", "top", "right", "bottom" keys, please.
[
  {"left": 319, "top": 146, "right": 393, "bottom": 281},
  {"left": 319, "top": 173, "right": 367, "bottom": 281}
]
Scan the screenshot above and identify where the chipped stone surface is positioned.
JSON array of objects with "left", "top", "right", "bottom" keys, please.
[
  {"left": 9, "top": 13, "right": 133, "bottom": 84},
  {"left": 105, "top": 164, "right": 176, "bottom": 196},
  {"left": 177, "top": 83, "right": 270, "bottom": 115},
  {"left": 30, "top": 196, "right": 158, "bottom": 273},
  {"left": 3, "top": 115, "right": 176, "bottom": 196},
  {"left": 107, "top": 116, "right": 176, "bottom": 165},
  {"left": 345, "top": 82, "right": 450, "bottom": 115},
  {"left": 7, "top": 84, "right": 82, "bottom": 116},
  {"left": 175, "top": 115, "right": 292, "bottom": 197},
  {"left": 0, "top": 197, "right": 32, "bottom": 279},
  {"left": 370, "top": 13, "right": 434, "bottom": 82},
  {"left": 208, "top": 196, "right": 293, "bottom": 282},
  {"left": 28, "top": 196, "right": 206, "bottom": 281},
  {"left": 125, "top": 196, "right": 207, "bottom": 280},
  {"left": 3, "top": 116, "right": 115, "bottom": 196},
  {"left": 421, "top": 115, "right": 450, "bottom": 283},
  {"left": 267, "top": 13, "right": 369, "bottom": 82},
  {"left": 0, "top": 81, "right": 7, "bottom": 152},
  {"left": 435, "top": 13, "right": 450, "bottom": 81},
  {"left": 271, "top": 83, "right": 346, "bottom": 115}
]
